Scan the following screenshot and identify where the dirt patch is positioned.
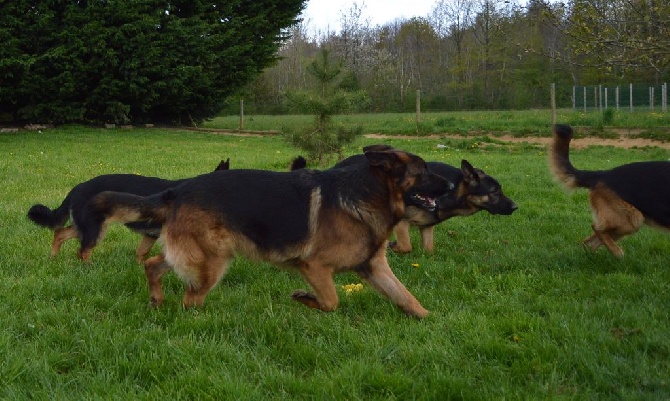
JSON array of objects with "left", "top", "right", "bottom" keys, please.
[{"left": 365, "top": 133, "right": 670, "bottom": 150}]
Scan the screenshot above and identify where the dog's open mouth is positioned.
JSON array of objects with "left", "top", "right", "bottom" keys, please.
[{"left": 410, "top": 193, "right": 438, "bottom": 211}]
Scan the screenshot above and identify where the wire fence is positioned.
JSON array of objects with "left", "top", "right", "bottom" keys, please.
[{"left": 571, "top": 84, "right": 668, "bottom": 112}]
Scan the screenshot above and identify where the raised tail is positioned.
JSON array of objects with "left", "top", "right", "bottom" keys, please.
[
  {"left": 549, "top": 124, "right": 600, "bottom": 189},
  {"left": 27, "top": 193, "right": 72, "bottom": 230},
  {"left": 77, "top": 189, "right": 174, "bottom": 255}
]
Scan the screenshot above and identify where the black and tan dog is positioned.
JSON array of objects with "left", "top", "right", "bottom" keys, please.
[
  {"left": 85, "top": 145, "right": 448, "bottom": 317},
  {"left": 27, "top": 159, "right": 229, "bottom": 262},
  {"left": 292, "top": 154, "right": 517, "bottom": 253},
  {"left": 550, "top": 124, "right": 670, "bottom": 257}
]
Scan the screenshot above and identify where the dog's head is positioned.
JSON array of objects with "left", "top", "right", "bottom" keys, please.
[
  {"left": 458, "top": 159, "right": 517, "bottom": 215},
  {"left": 364, "top": 145, "right": 451, "bottom": 212}
]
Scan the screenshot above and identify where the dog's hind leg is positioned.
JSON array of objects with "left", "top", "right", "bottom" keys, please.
[
  {"left": 136, "top": 235, "right": 157, "bottom": 263},
  {"left": 144, "top": 254, "right": 172, "bottom": 307},
  {"left": 77, "top": 219, "right": 109, "bottom": 262},
  {"left": 588, "top": 186, "right": 644, "bottom": 258},
  {"left": 292, "top": 264, "right": 339, "bottom": 312},
  {"left": 419, "top": 226, "right": 435, "bottom": 253},
  {"left": 582, "top": 231, "right": 603, "bottom": 252},
  {"left": 356, "top": 244, "right": 428, "bottom": 318},
  {"left": 51, "top": 226, "right": 78, "bottom": 257},
  {"left": 593, "top": 229, "right": 625, "bottom": 258},
  {"left": 181, "top": 254, "right": 232, "bottom": 308},
  {"left": 390, "top": 220, "right": 413, "bottom": 253}
]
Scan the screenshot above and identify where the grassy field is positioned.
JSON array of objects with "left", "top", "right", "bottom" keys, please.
[
  {"left": 205, "top": 109, "right": 670, "bottom": 139},
  {"left": 1, "top": 125, "right": 669, "bottom": 399}
]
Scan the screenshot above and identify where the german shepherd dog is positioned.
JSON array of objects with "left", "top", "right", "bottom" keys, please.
[
  {"left": 27, "top": 159, "right": 229, "bottom": 262},
  {"left": 291, "top": 154, "right": 518, "bottom": 253},
  {"left": 550, "top": 124, "right": 670, "bottom": 257},
  {"left": 392, "top": 160, "right": 518, "bottom": 253},
  {"left": 86, "top": 145, "right": 448, "bottom": 317}
]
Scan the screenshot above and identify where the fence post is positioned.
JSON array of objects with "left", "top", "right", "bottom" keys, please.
[
  {"left": 416, "top": 89, "right": 421, "bottom": 124},
  {"left": 616, "top": 86, "right": 620, "bottom": 111},
  {"left": 663, "top": 83, "right": 667, "bottom": 112},
  {"left": 551, "top": 83, "right": 556, "bottom": 125},
  {"left": 630, "top": 84, "right": 633, "bottom": 112},
  {"left": 605, "top": 87, "right": 608, "bottom": 109},
  {"left": 239, "top": 98, "right": 244, "bottom": 130},
  {"left": 572, "top": 86, "right": 576, "bottom": 110},
  {"left": 583, "top": 87, "right": 587, "bottom": 112},
  {"left": 650, "top": 87, "right": 654, "bottom": 112},
  {"left": 599, "top": 85, "right": 603, "bottom": 112}
]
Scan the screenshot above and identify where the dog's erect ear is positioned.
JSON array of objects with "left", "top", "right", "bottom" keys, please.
[
  {"left": 461, "top": 159, "right": 479, "bottom": 184},
  {"left": 290, "top": 156, "right": 307, "bottom": 171},
  {"left": 365, "top": 149, "right": 404, "bottom": 172},
  {"left": 215, "top": 158, "right": 230, "bottom": 171},
  {"left": 363, "top": 144, "right": 395, "bottom": 153}
]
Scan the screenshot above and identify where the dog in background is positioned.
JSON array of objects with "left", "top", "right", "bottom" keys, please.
[
  {"left": 86, "top": 145, "right": 448, "bottom": 318},
  {"left": 550, "top": 124, "right": 670, "bottom": 257},
  {"left": 291, "top": 154, "right": 517, "bottom": 253},
  {"left": 27, "top": 159, "right": 229, "bottom": 262},
  {"left": 392, "top": 159, "right": 518, "bottom": 253}
]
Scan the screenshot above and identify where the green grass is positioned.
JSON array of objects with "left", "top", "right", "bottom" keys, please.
[
  {"left": 205, "top": 109, "right": 670, "bottom": 138},
  {"left": 2, "top": 126, "right": 669, "bottom": 399}
]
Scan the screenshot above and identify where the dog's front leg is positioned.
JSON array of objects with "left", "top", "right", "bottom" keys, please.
[
  {"left": 292, "top": 263, "right": 339, "bottom": 312},
  {"left": 357, "top": 244, "right": 428, "bottom": 318},
  {"left": 419, "top": 226, "right": 435, "bottom": 253},
  {"left": 390, "top": 220, "right": 413, "bottom": 253}
]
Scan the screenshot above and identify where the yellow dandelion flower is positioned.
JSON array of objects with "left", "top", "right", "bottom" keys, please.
[
  {"left": 342, "top": 283, "right": 364, "bottom": 294},
  {"left": 411, "top": 263, "right": 420, "bottom": 268}
]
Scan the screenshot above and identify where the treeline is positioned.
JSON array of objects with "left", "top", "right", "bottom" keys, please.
[{"left": 235, "top": 0, "right": 670, "bottom": 114}]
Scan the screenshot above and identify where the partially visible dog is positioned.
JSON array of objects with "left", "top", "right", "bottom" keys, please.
[
  {"left": 550, "top": 124, "right": 670, "bottom": 257},
  {"left": 392, "top": 159, "right": 518, "bottom": 253},
  {"left": 27, "top": 159, "right": 229, "bottom": 262},
  {"left": 86, "top": 145, "right": 448, "bottom": 317},
  {"left": 291, "top": 154, "right": 517, "bottom": 253}
]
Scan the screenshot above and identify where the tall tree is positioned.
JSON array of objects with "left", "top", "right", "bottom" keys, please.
[
  {"left": 0, "top": 0, "right": 306, "bottom": 125},
  {"left": 543, "top": 0, "right": 670, "bottom": 81}
]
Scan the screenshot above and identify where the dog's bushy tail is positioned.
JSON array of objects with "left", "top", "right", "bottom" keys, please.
[
  {"left": 27, "top": 193, "right": 72, "bottom": 229},
  {"left": 78, "top": 190, "right": 173, "bottom": 252},
  {"left": 92, "top": 190, "right": 172, "bottom": 225},
  {"left": 549, "top": 124, "right": 600, "bottom": 189}
]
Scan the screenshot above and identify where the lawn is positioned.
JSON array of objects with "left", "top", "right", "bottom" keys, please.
[
  {"left": 205, "top": 108, "right": 670, "bottom": 138},
  {"left": 1, "top": 125, "right": 669, "bottom": 399}
]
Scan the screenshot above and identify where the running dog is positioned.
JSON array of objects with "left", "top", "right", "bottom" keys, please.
[
  {"left": 27, "top": 159, "right": 229, "bottom": 262},
  {"left": 391, "top": 159, "right": 518, "bottom": 253},
  {"left": 86, "top": 145, "right": 448, "bottom": 318},
  {"left": 291, "top": 154, "right": 517, "bottom": 253},
  {"left": 550, "top": 124, "right": 670, "bottom": 257}
]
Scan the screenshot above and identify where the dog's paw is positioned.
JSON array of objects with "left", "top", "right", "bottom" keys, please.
[
  {"left": 291, "top": 290, "right": 320, "bottom": 309},
  {"left": 388, "top": 241, "right": 411, "bottom": 254}
]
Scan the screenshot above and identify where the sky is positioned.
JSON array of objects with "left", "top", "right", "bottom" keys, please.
[{"left": 301, "top": 0, "right": 436, "bottom": 33}]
